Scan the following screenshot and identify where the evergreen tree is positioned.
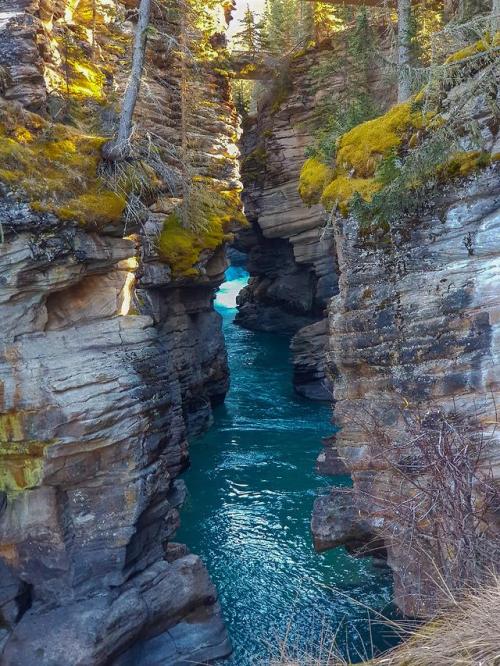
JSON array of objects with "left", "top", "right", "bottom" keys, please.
[
  {"left": 258, "top": 0, "right": 314, "bottom": 54},
  {"left": 234, "top": 5, "right": 260, "bottom": 55},
  {"left": 312, "top": 2, "right": 343, "bottom": 45}
]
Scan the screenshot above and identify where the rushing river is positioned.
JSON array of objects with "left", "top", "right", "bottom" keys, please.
[{"left": 177, "top": 266, "right": 396, "bottom": 664}]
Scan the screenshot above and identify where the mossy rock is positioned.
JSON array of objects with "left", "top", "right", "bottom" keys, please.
[
  {"left": 335, "top": 101, "right": 428, "bottom": 178},
  {"left": 438, "top": 150, "right": 497, "bottom": 180},
  {"left": 0, "top": 100, "right": 127, "bottom": 228},
  {"left": 445, "top": 31, "right": 500, "bottom": 64},
  {"left": 298, "top": 157, "right": 334, "bottom": 205},
  {"left": 321, "top": 175, "right": 381, "bottom": 215},
  {"left": 156, "top": 185, "right": 247, "bottom": 277}
]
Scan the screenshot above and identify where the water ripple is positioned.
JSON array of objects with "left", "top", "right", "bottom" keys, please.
[{"left": 176, "top": 268, "right": 396, "bottom": 664}]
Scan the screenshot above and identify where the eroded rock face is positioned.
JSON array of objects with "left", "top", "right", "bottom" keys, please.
[
  {"left": 313, "top": 165, "right": 500, "bottom": 616},
  {"left": 236, "top": 43, "right": 393, "bottom": 400},
  {"left": 0, "top": 219, "right": 231, "bottom": 664},
  {"left": 0, "top": 0, "right": 238, "bottom": 662},
  {"left": 0, "top": 0, "right": 47, "bottom": 110},
  {"left": 235, "top": 90, "right": 336, "bottom": 398}
]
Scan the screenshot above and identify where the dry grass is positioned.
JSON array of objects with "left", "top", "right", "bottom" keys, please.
[
  {"left": 375, "top": 577, "right": 500, "bottom": 666},
  {"left": 270, "top": 578, "right": 500, "bottom": 666}
]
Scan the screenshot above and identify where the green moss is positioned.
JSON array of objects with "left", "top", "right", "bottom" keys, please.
[
  {"left": 438, "top": 150, "right": 494, "bottom": 179},
  {"left": 298, "top": 157, "right": 334, "bottom": 205},
  {"left": 300, "top": 100, "right": 433, "bottom": 217},
  {"left": 157, "top": 186, "right": 247, "bottom": 277},
  {"left": 52, "top": 192, "right": 126, "bottom": 226},
  {"left": 157, "top": 211, "right": 227, "bottom": 277},
  {"left": 50, "top": 24, "right": 109, "bottom": 103},
  {"left": 0, "top": 168, "right": 22, "bottom": 183},
  {"left": 336, "top": 101, "right": 428, "bottom": 177},
  {"left": 301, "top": 34, "right": 499, "bottom": 230},
  {"left": 321, "top": 175, "right": 381, "bottom": 215},
  {"left": 445, "top": 31, "right": 500, "bottom": 64},
  {"left": 0, "top": 413, "right": 24, "bottom": 442},
  {"left": 0, "top": 100, "right": 126, "bottom": 227},
  {"left": 239, "top": 63, "right": 258, "bottom": 77}
]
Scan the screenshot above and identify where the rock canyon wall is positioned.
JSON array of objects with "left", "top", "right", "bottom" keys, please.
[
  {"left": 0, "top": 1, "right": 240, "bottom": 663},
  {"left": 307, "top": 52, "right": 500, "bottom": 615},
  {"left": 236, "top": 41, "right": 393, "bottom": 400},
  {"left": 237, "top": 33, "right": 499, "bottom": 617}
]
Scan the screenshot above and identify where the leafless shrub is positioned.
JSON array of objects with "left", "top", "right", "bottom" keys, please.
[
  {"left": 266, "top": 578, "right": 500, "bottom": 666},
  {"left": 350, "top": 397, "right": 500, "bottom": 613}
]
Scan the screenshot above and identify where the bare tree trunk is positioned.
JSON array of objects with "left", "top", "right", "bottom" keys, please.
[
  {"left": 397, "top": 0, "right": 412, "bottom": 102},
  {"left": 492, "top": 0, "right": 500, "bottom": 32},
  {"left": 103, "top": 0, "right": 151, "bottom": 161},
  {"left": 443, "top": 0, "right": 456, "bottom": 22},
  {"left": 313, "top": 2, "right": 321, "bottom": 46}
]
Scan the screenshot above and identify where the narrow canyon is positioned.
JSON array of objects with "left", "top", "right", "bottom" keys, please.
[{"left": 0, "top": 0, "right": 499, "bottom": 665}]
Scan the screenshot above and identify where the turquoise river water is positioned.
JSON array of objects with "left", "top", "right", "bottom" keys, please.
[{"left": 177, "top": 267, "right": 396, "bottom": 664}]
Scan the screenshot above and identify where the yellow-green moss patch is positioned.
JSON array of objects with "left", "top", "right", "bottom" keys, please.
[
  {"left": 321, "top": 176, "right": 381, "bottom": 215},
  {"left": 438, "top": 150, "right": 496, "bottom": 179},
  {"left": 157, "top": 211, "right": 227, "bottom": 277},
  {"left": 52, "top": 192, "right": 126, "bottom": 226},
  {"left": 299, "top": 100, "right": 433, "bottom": 217},
  {"left": 0, "top": 100, "right": 126, "bottom": 227},
  {"left": 298, "top": 157, "right": 334, "bottom": 205},
  {"left": 157, "top": 186, "right": 247, "bottom": 277},
  {"left": 445, "top": 32, "right": 500, "bottom": 64},
  {"left": 336, "top": 101, "right": 428, "bottom": 177}
]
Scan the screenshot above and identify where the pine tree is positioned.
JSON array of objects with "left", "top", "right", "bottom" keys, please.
[
  {"left": 312, "top": 2, "right": 342, "bottom": 45},
  {"left": 258, "top": 0, "right": 314, "bottom": 54},
  {"left": 234, "top": 5, "right": 260, "bottom": 55}
]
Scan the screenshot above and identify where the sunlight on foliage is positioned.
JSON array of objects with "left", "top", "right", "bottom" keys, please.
[{"left": 0, "top": 100, "right": 126, "bottom": 228}]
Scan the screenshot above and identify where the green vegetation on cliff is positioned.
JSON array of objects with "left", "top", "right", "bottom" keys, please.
[
  {"left": 298, "top": 31, "right": 500, "bottom": 233},
  {"left": 0, "top": 101, "right": 126, "bottom": 227},
  {"left": 157, "top": 185, "right": 247, "bottom": 277}
]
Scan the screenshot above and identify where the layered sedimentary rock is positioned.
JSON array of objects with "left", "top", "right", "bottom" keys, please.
[
  {"left": 236, "top": 42, "right": 392, "bottom": 399},
  {"left": 0, "top": 0, "right": 46, "bottom": 109},
  {"left": 0, "top": 217, "right": 231, "bottom": 665},
  {"left": 235, "top": 56, "right": 336, "bottom": 399},
  {"left": 0, "top": 0, "right": 240, "bottom": 662},
  {"left": 312, "top": 136, "right": 500, "bottom": 615}
]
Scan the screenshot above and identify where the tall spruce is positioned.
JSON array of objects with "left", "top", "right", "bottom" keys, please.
[{"left": 234, "top": 5, "right": 260, "bottom": 55}]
